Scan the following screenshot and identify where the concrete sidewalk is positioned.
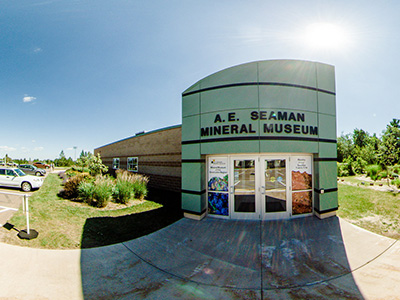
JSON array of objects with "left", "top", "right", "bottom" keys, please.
[{"left": 0, "top": 217, "right": 399, "bottom": 299}]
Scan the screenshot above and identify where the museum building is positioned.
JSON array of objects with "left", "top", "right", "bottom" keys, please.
[{"left": 95, "top": 59, "right": 338, "bottom": 221}]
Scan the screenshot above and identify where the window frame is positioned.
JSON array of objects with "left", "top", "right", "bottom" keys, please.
[
  {"left": 112, "top": 158, "right": 120, "bottom": 170},
  {"left": 127, "top": 157, "right": 139, "bottom": 172}
]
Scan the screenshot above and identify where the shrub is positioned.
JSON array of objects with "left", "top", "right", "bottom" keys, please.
[
  {"left": 393, "top": 165, "right": 400, "bottom": 175},
  {"left": 133, "top": 181, "right": 148, "bottom": 200},
  {"left": 391, "top": 178, "right": 400, "bottom": 188},
  {"left": 337, "top": 162, "right": 350, "bottom": 177},
  {"left": 379, "top": 170, "right": 388, "bottom": 179},
  {"left": 114, "top": 170, "right": 149, "bottom": 200},
  {"left": 366, "top": 164, "right": 382, "bottom": 181},
  {"left": 78, "top": 181, "right": 95, "bottom": 205},
  {"left": 351, "top": 157, "right": 367, "bottom": 174},
  {"left": 62, "top": 173, "right": 92, "bottom": 199},
  {"left": 92, "top": 175, "right": 114, "bottom": 208},
  {"left": 114, "top": 180, "right": 133, "bottom": 204}
]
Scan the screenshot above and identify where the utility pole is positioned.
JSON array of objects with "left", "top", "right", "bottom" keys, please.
[{"left": 73, "top": 146, "right": 77, "bottom": 161}]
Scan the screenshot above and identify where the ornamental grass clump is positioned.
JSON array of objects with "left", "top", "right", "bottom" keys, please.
[
  {"left": 114, "top": 170, "right": 149, "bottom": 201},
  {"left": 92, "top": 175, "right": 114, "bottom": 208},
  {"left": 78, "top": 181, "right": 95, "bottom": 206},
  {"left": 114, "top": 180, "right": 133, "bottom": 204}
]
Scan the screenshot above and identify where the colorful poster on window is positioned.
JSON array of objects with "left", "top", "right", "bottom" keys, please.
[
  {"left": 208, "top": 157, "right": 229, "bottom": 216},
  {"left": 208, "top": 192, "right": 229, "bottom": 216},
  {"left": 208, "top": 157, "right": 228, "bottom": 192},
  {"left": 291, "top": 156, "right": 312, "bottom": 215}
]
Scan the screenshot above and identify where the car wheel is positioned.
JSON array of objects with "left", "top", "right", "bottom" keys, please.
[
  {"left": 21, "top": 182, "right": 32, "bottom": 192},
  {"left": 35, "top": 171, "right": 41, "bottom": 176}
]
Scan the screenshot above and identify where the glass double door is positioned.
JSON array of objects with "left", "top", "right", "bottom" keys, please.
[{"left": 231, "top": 156, "right": 290, "bottom": 220}]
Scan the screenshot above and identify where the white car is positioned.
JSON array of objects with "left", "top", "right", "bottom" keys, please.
[{"left": 0, "top": 167, "right": 44, "bottom": 192}]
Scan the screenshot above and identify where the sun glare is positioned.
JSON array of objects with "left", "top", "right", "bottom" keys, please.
[{"left": 304, "top": 22, "right": 349, "bottom": 50}]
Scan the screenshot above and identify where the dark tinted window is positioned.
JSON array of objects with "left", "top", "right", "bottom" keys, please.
[
  {"left": 6, "top": 169, "right": 16, "bottom": 176},
  {"left": 0, "top": 169, "right": 5, "bottom": 175}
]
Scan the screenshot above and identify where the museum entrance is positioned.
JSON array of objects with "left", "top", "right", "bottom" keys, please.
[{"left": 207, "top": 155, "right": 313, "bottom": 220}]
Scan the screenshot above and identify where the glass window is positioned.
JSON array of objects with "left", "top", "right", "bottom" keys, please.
[
  {"left": 112, "top": 158, "right": 120, "bottom": 169},
  {"left": 127, "top": 157, "right": 138, "bottom": 172},
  {"left": 6, "top": 169, "right": 16, "bottom": 176},
  {"left": 0, "top": 169, "right": 5, "bottom": 175}
]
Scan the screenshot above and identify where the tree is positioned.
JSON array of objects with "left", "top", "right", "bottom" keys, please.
[
  {"left": 87, "top": 153, "right": 108, "bottom": 176},
  {"left": 353, "top": 128, "right": 369, "bottom": 148},
  {"left": 378, "top": 119, "right": 400, "bottom": 167},
  {"left": 337, "top": 133, "right": 354, "bottom": 162}
]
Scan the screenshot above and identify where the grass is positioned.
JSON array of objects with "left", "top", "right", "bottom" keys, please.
[
  {"left": 0, "top": 173, "right": 182, "bottom": 249},
  {"left": 337, "top": 182, "right": 400, "bottom": 239}
]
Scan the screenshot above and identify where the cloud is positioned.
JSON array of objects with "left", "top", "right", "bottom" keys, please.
[
  {"left": 33, "top": 47, "right": 42, "bottom": 53},
  {"left": 0, "top": 146, "right": 17, "bottom": 152},
  {"left": 23, "top": 95, "right": 37, "bottom": 103},
  {"left": 33, "top": 147, "right": 44, "bottom": 152}
]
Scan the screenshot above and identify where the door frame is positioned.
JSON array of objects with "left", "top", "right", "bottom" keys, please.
[
  {"left": 260, "top": 155, "right": 291, "bottom": 220},
  {"left": 206, "top": 153, "right": 313, "bottom": 220},
  {"left": 229, "top": 156, "right": 260, "bottom": 220}
]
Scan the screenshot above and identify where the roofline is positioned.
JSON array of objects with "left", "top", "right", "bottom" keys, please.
[{"left": 95, "top": 124, "right": 182, "bottom": 150}]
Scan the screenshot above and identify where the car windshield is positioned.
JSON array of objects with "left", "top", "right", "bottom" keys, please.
[{"left": 14, "top": 169, "right": 26, "bottom": 176}]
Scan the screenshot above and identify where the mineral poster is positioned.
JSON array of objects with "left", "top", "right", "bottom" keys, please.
[
  {"left": 292, "top": 191, "right": 312, "bottom": 214},
  {"left": 292, "top": 170, "right": 312, "bottom": 190}
]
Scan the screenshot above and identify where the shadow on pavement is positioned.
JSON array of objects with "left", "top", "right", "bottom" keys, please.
[
  {"left": 80, "top": 212, "right": 366, "bottom": 299},
  {"left": 80, "top": 189, "right": 182, "bottom": 248}
]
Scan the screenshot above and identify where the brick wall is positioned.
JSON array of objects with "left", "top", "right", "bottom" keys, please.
[{"left": 94, "top": 125, "right": 182, "bottom": 193}]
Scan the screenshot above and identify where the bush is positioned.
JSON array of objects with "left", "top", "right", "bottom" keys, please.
[
  {"left": 92, "top": 175, "right": 114, "bottom": 208},
  {"left": 391, "top": 178, "right": 400, "bottom": 188},
  {"left": 114, "top": 170, "right": 149, "bottom": 201},
  {"left": 392, "top": 165, "right": 400, "bottom": 175},
  {"left": 366, "top": 164, "right": 382, "bottom": 181},
  {"left": 351, "top": 157, "right": 367, "bottom": 174},
  {"left": 133, "top": 181, "right": 148, "bottom": 200},
  {"left": 62, "top": 173, "right": 92, "bottom": 199},
  {"left": 379, "top": 170, "right": 388, "bottom": 179},
  {"left": 78, "top": 181, "right": 95, "bottom": 205},
  {"left": 114, "top": 180, "right": 133, "bottom": 204},
  {"left": 337, "top": 162, "right": 350, "bottom": 177}
]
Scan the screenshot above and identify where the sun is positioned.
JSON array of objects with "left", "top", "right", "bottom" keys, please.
[{"left": 304, "top": 22, "right": 349, "bottom": 50}]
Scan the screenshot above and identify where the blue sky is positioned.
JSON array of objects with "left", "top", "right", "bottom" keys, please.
[{"left": 1, "top": 0, "right": 399, "bottom": 160}]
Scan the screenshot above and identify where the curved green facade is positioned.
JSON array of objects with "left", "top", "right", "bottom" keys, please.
[{"left": 182, "top": 60, "right": 337, "bottom": 220}]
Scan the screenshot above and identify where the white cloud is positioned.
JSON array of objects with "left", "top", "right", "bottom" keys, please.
[
  {"left": 23, "top": 95, "right": 37, "bottom": 103},
  {"left": 32, "top": 140, "right": 36, "bottom": 143},
  {"left": 33, "top": 147, "right": 44, "bottom": 152},
  {"left": 33, "top": 47, "right": 42, "bottom": 53},
  {"left": 0, "top": 146, "right": 17, "bottom": 152}
]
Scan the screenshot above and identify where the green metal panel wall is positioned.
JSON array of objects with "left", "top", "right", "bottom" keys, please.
[{"left": 182, "top": 60, "right": 337, "bottom": 217}]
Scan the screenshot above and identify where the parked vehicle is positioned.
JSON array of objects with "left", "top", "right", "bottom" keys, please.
[
  {"left": 0, "top": 167, "right": 44, "bottom": 192},
  {"left": 18, "top": 164, "right": 46, "bottom": 176},
  {"left": 33, "top": 162, "right": 50, "bottom": 169}
]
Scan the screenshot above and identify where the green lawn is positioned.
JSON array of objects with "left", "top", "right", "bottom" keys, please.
[
  {"left": 337, "top": 182, "right": 400, "bottom": 239},
  {"left": 0, "top": 173, "right": 182, "bottom": 249},
  {"left": 2, "top": 173, "right": 398, "bottom": 249}
]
